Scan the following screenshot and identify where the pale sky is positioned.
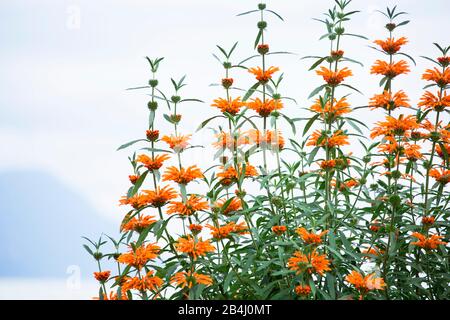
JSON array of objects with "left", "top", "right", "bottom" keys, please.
[{"left": 0, "top": 0, "right": 449, "bottom": 297}]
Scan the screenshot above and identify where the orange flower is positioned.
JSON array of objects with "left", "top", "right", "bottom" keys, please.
[
  {"left": 370, "top": 115, "right": 419, "bottom": 139},
  {"left": 94, "top": 291, "right": 128, "bottom": 300},
  {"left": 422, "top": 67, "right": 450, "bottom": 87},
  {"left": 222, "top": 78, "right": 234, "bottom": 89},
  {"left": 287, "top": 250, "right": 331, "bottom": 276},
  {"left": 369, "top": 90, "right": 410, "bottom": 111},
  {"left": 117, "top": 243, "right": 160, "bottom": 270},
  {"left": 215, "top": 197, "right": 243, "bottom": 215},
  {"left": 295, "top": 285, "right": 311, "bottom": 297},
  {"left": 377, "top": 135, "right": 400, "bottom": 155},
  {"left": 146, "top": 129, "right": 159, "bottom": 141},
  {"left": 370, "top": 60, "right": 410, "bottom": 78},
  {"left": 345, "top": 271, "right": 386, "bottom": 293},
  {"left": 422, "top": 216, "right": 436, "bottom": 226},
  {"left": 175, "top": 236, "right": 215, "bottom": 260},
  {"left": 316, "top": 66, "right": 352, "bottom": 86},
  {"left": 121, "top": 215, "right": 157, "bottom": 233},
  {"left": 246, "top": 97, "right": 283, "bottom": 117},
  {"left": 374, "top": 37, "right": 408, "bottom": 54},
  {"left": 404, "top": 143, "right": 423, "bottom": 161},
  {"left": 206, "top": 222, "right": 248, "bottom": 239},
  {"left": 167, "top": 194, "right": 209, "bottom": 216},
  {"left": 171, "top": 271, "right": 213, "bottom": 288},
  {"left": 331, "top": 50, "right": 344, "bottom": 59},
  {"left": 119, "top": 193, "right": 151, "bottom": 209},
  {"left": 248, "top": 129, "right": 285, "bottom": 150},
  {"left": 436, "top": 143, "right": 450, "bottom": 159},
  {"left": 211, "top": 97, "right": 245, "bottom": 115},
  {"left": 310, "top": 97, "right": 351, "bottom": 121},
  {"left": 161, "top": 134, "right": 191, "bottom": 152},
  {"left": 438, "top": 56, "right": 450, "bottom": 67},
  {"left": 143, "top": 186, "right": 178, "bottom": 207},
  {"left": 411, "top": 232, "right": 447, "bottom": 250},
  {"left": 296, "top": 227, "right": 328, "bottom": 245},
  {"left": 189, "top": 224, "right": 203, "bottom": 234},
  {"left": 122, "top": 271, "right": 163, "bottom": 292},
  {"left": 248, "top": 66, "right": 279, "bottom": 83},
  {"left": 307, "top": 130, "right": 349, "bottom": 148},
  {"left": 213, "top": 131, "right": 250, "bottom": 150},
  {"left": 137, "top": 154, "right": 171, "bottom": 171},
  {"left": 429, "top": 168, "right": 450, "bottom": 185},
  {"left": 320, "top": 160, "right": 336, "bottom": 170},
  {"left": 217, "top": 164, "right": 258, "bottom": 186},
  {"left": 369, "top": 220, "right": 382, "bottom": 232},
  {"left": 94, "top": 271, "right": 111, "bottom": 283},
  {"left": 162, "top": 165, "right": 203, "bottom": 185},
  {"left": 362, "top": 246, "right": 384, "bottom": 257},
  {"left": 129, "top": 175, "right": 139, "bottom": 184},
  {"left": 332, "top": 179, "right": 360, "bottom": 191},
  {"left": 418, "top": 90, "right": 450, "bottom": 111},
  {"left": 272, "top": 225, "right": 287, "bottom": 236}
]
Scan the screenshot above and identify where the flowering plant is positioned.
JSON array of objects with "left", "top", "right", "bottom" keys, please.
[{"left": 84, "top": 1, "right": 449, "bottom": 300}]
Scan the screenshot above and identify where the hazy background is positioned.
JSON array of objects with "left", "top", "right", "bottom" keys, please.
[{"left": 0, "top": 0, "right": 448, "bottom": 299}]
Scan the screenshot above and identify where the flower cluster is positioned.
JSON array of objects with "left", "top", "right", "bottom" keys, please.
[{"left": 85, "top": 1, "right": 449, "bottom": 301}]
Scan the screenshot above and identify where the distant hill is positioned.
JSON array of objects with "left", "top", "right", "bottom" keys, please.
[{"left": 0, "top": 170, "right": 116, "bottom": 278}]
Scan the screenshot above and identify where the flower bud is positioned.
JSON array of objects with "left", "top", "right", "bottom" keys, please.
[
  {"left": 363, "top": 155, "right": 371, "bottom": 163},
  {"left": 389, "top": 195, "right": 401, "bottom": 208},
  {"left": 257, "top": 21, "right": 267, "bottom": 30},
  {"left": 148, "top": 101, "right": 158, "bottom": 110},
  {"left": 410, "top": 131, "right": 423, "bottom": 141},
  {"left": 129, "top": 175, "right": 139, "bottom": 185},
  {"left": 271, "top": 196, "right": 283, "bottom": 208},
  {"left": 257, "top": 44, "right": 270, "bottom": 55},
  {"left": 331, "top": 50, "right": 344, "bottom": 61},
  {"left": 328, "top": 34, "right": 337, "bottom": 41},
  {"left": 429, "top": 131, "right": 441, "bottom": 142},
  {"left": 223, "top": 62, "right": 232, "bottom": 69},
  {"left": 189, "top": 224, "right": 203, "bottom": 235},
  {"left": 146, "top": 129, "right": 160, "bottom": 141},
  {"left": 222, "top": 78, "right": 234, "bottom": 89},
  {"left": 335, "top": 27, "right": 345, "bottom": 35},
  {"left": 258, "top": 3, "right": 266, "bottom": 10},
  {"left": 148, "top": 79, "right": 159, "bottom": 88},
  {"left": 93, "top": 252, "right": 103, "bottom": 261},
  {"left": 271, "top": 110, "right": 280, "bottom": 118},
  {"left": 438, "top": 56, "right": 450, "bottom": 68},
  {"left": 385, "top": 23, "right": 397, "bottom": 31},
  {"left": 171, "top": 95, "right": 181, "bottom": 103},
  {"left": 391, "top": 170, "right": 402, "bottom": 180},
  {"left": 170, "top": 114, "right": 182, "bottom": 124},
  {"left": 272, "top": 93, "right": 281, "bottom": 100},
  {"left": 235, "top": 189, "right": 247, "bottom": 198}
]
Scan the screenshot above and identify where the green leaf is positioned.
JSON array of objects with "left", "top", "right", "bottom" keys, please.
[
  {"left": 267, "top": 10, "right": 284, "bottom": 21},
  {"left": 237, "top": 10, "right": 259, "bottom": 17},
  {"left": 309, "top": 57, "right": 327, "bottom": 71},
  {"left": 243, "top": 82, "right": 260, "bottom": 101},
  {"left": 308, "top": 84, "right": 327, "bottom": 99},
  {"left": 83, "top": 244, "right": 94, "bottom": 256},
  {"left": 129, "top": 170, "right": 149, "bottom": 197},
  {"left": 303, "top": 113, "right": 320, "bottom": 135},
  {"left": 196, "top": 115, "right": 224, "bottom": 132},
  {"left": 254, "top": 30, "right": 263, "bottom": 49},
  {"left": 117, "top": 139, "right": 147, "bottom": 151}
]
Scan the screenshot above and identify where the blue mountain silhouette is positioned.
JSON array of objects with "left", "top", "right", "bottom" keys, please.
[{"left": 0, "top": 170, "right": 116, "bottom": 278}]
